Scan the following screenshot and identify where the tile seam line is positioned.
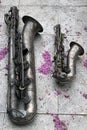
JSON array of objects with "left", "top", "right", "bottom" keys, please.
[
  {"left": 2, "top": 112, "right": 87, "bottom": 116},
  {"left": 55, "top": 113, "right": 87, "bottom": 116},
  {"left": 33, "top": 34, "right": 87, "bottom": 37},
  {"left": 39, "top": 34, "right": 87, "bottom": 37},
  {"left": 2, "top": 113, "right": 5, "bottom": 130},
  {"left": 36, "top": 113, "right": 87, "bottom": 116},
  {"left": 1, "top": 31, "right": 86, "bottom": 37},
  {"left": 1, "top": 5, "right": 87, "bottom": 8},
  {"left": 31, "top": 34, "right": 87, "bottom": 37},
  {"left": 18, "top": 0, "right": 20, "bottom": 8},
  {"left": 19, "top": 5, "right": 87, "bottom": 7}
]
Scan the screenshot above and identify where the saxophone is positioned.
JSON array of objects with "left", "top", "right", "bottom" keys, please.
[
  {"left": 4, "top": 6, "right": 43, "bottom": 124},
  {"left": 53, "top": 24, "right": 84, "bottom": 85}
]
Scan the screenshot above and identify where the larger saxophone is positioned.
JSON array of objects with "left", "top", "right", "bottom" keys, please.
[
  {"left": 4, "top": 6, "right": 43, "bottom": 124},
  {"left": 53, "top": 24, "right": 84, "bottom": 85}
]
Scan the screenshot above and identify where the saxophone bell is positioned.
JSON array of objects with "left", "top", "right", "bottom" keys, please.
[{"left": 67, "top": 42, "right": 84, "bottom": 80}]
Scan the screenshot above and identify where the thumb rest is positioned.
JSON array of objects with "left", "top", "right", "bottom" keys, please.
[
  {"left": 4, "top": 6, "right": 43, "bottom": 124},
  {"left": 53, "top": 24, "right": 84, "bottom": 85}
]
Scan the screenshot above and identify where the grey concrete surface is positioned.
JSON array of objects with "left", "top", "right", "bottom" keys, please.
[{"left": 0, "top": 0, "right": 87, "bottom": 130}]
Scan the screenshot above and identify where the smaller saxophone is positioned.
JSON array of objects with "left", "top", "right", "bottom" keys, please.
[{"left": 53, "top": 24, "right": 84, "bottom": 85}]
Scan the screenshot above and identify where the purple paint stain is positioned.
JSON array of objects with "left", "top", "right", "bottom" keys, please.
[
  {"left": 80, "top": 91, "right": 82, "bottom": 94},
  {"left": 42, "top": 51, "right": 51, "bottom": 62},
  {"left": 52, "top": 114, "right": 67, "bottom": 130},
  {"left": 84, "top": 27, "right": 87, "bottom": 32},
  {"left": 75, "top": 32, "right": 81, "bottom": 36},
  {"left": 65, "top": 28, "right": 69, "bottom": 34},
  {"left": 4, "top": 64, "right": 8, "bottom": 70},
  {"left": 83, "top": 93, "right": 87, "bottom": 99},
  {"left": 48, "top": 93, "right": 51, "bottom": 96},
  {"left": 38, "top": 63, "right": 51, "bottom": 74},
  {"left": 0, "top": 64, "right": 8, "bottom": 71},
  {"left": 0, "top": 47, "right": 8, "bottom": 60},
  {"left": 62, "top": 88, "right": 69, "bottom": 92},
  {"left": 64, "top": 95, "right": 70, "bottom": 99},
  {"left": 54, "top": 89, "right": 62, "bottom": 96},
  {"left": 38, "top": 51, "right": 52, "bottom": 75},
  {"left": 83, "top": 60, "right": 87, "bottom": 68},
  {"left": 39, "top": 97, "right": 43, "bottom": 101}
]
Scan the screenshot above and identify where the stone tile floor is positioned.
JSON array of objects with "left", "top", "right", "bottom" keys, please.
[{"left": 0, "top": 0, "right": 87, "bottom": 129}]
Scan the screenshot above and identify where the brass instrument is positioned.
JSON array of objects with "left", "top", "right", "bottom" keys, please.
[
  {"left": 53, "top": 24, "right": 84, "bottom": 85},
  {"left": 5, "top": 6, "right": 43, "bottom": 124}
]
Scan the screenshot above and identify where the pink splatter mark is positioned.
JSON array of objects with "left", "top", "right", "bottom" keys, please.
[
  {"left": 38, "top": 63, "right": 51, "bottom": 74},
  {"left": 39, "top": 97, "right": 43, "bottom": 101},
  {"left": 75, "top": 32, "right": 81, "bottom": 36},
  {"left": 48, "top": 93, "right": 51, "bottom": 96},
  {"left": 83, "top": 93, "right": 87, "bottom": 99},
  {"left": 84, "top": 27, "right": 87, "bottom": 32},
  {"left": 64, "top": 95, "right": 70, "bottom": 99},
  {"left": 38, "top": 51, "right": 52, "bottom": 75},
  {"left": 62, "top": 88, "right": 69, "bottom": 92},
  {"left": 71, "top": 115, "right": 75, "bottom": 120},
  {"left": 42, "top": 51, "right": 51, "bottom": 62},
  {"left": 65, "top": 28, "right": 69, "bottom": 34},
  {"left": 52, "top": 114, "right": 67, "bottom": 130},
  {"left": 80, "top": 91, "right": 82, "bottom": 94},
  {"left": 0, "top": 47, "right": 7, "bottom": 60},
  {"left": 0, "top": 64, "right": 8, "bottom": 71},
  {"left": 54, "top": 89, "right": 62, "bottom": 96},
  {"left": 4, "top": 64, "right": 8, "bottom": 70},
  {"left": 83, "top": 60, "right": 87, "bottom": 68}
]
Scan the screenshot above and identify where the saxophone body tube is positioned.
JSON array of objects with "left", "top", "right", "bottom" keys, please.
[{"left": 5, "top": 7, "right": 43, "bottom": 125}]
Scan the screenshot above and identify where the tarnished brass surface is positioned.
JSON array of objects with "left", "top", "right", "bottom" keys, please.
[
  {"left": 5, "top": 6, "right": 43, "bottom": 124},
  {"left": 53, "top": 24, "right": 84, "bottom": 85}
]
